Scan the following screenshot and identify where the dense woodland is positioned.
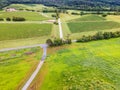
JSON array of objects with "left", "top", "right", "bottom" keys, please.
[{"left": 0, "top": 0, "right": 120, "bottom": 11}]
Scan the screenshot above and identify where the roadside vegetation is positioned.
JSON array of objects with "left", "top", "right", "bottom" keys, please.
[
  {"left": 0, "top": 47, "right": 42, "bottom": 90},
  {"left": 0, "top": 3, "right": 120, "bottom": 90},
  {"left": 31, "top": 38, "right": 120, "bottom": 90},
  {"left": 77, "top": 31, "right": 120, "bottom": 42}
]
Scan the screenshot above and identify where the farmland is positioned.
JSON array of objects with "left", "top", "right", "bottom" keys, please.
[
  {"left": 0, "top": 3, "right": 120, "bottom": 90},
  {"left": 0, "top": 23, "right": 52, "bottom": 41},
  {"left": 68, "top": 21, "right": 120, "bottom": 33},
  {"left": 0, "top": 47, "right": 42, "bottom": 90},
  {"left": 69, "top": 15, "right": 106, "bottom": 22},
  {"left": 5, "top": 4, "right": 55, "bottom": 11},
  {"left": 60, "top": 14, "right": 120, "bottom": 39},
  {"left": 0, "top": 11, "right": 50, "bottom": 21},
  {"left": 30, "top": 38, "right": 120, "bottom": 90}
]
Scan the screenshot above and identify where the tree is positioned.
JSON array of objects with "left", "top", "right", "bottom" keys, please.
[
  {"left": 80, "top": 11, "right": 84, "bottom": 16},
  {"left": 46, "top": 39, "right": 54, "bottom": 46},
  {"left": 6, "top": 17, "right": 11, "bottom": 21},
  {"left": 95, "top": 32, "right": 104, "bottom": 40},
  {"left": 102, "top": 13, "right": 107, "bottom": 17},
  {"left": 0, "top": 18, "right": 4, "bottom": 21},
  {"left": 103, "top": 32, "right": 111, "bottom": 39}
]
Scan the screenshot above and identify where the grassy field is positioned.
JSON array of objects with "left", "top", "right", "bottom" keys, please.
[
  {"left": 68, "top": 21, "right": 120, "bottom": 33},
  {"left": 0, "top": 23, "right": 52, "bottom": 41},
  {"left": 0, "top": 47, "right": 42, "bottom": 90},
  {"left": 69, "top": 15, "right": 106, "bottom": 22},
  {"left": 30, "top": 38, "right": 120, "bottom": 90},
  {"left": 5, "top": 4, "right": 55, "bottom": 11},
  {"left": 60, "top": 14, "right": 120, "bottom": 39},
  {"left": 0, "top": 11, "right": 49, "bottom": 21}
]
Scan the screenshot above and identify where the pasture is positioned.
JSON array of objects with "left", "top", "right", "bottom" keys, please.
[
  {"left": 0, "top": 23, "right": 52, "bottom": 41},
  {"left": 68, "top": 21, "right": 120, "bottom": 33},
  {"left": 0, "top": 11, "right": 49, "bottom": 21},
  {"left": 5, "top": 4, "right": 55, "bottom": 11},
  {"left": 61, "top": 14, "right": 120, "bottom": 39},
  {"left": 30, "top": 38, "right": 120, "bottom": 90},
  {"left": 69, "top": 15, "right": 106, "bottom": 22},
  {"left": 0, "top": 47, "right": 42, "bottom": 90}
]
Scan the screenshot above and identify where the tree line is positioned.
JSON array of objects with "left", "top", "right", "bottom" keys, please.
[
  {"left": 0, "top": 17, "right": 26, "bottom": 21},
  {"left": 0, "top": 0, "right": 120, "bottom": 12},
  {"left": 77, "top": 31, "right": 120, "bottom": 43}
]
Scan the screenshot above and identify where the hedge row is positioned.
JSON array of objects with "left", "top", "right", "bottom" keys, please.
[
  {"left": 46, "top": 38, "right": 72, "bottom": 47},
  {"left": 0, "top": 18, "right": 4, "bottom": 21},
  {"left": 0, "top": 17, "right": 26, "bottom": 21},
  {"left": 77, "top": 31, "right": 120, "bottom": 42}
]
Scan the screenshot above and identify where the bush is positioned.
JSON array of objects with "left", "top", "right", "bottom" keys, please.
[
  {"left": 103, "top": 32, "right": 111, "bottom": 39},
  {"left": 54, "top": 21, "right": 58, "bottom": 25},
  {"left": 12, "top": 17, "right": 26, "bottom": 21},
  {"left": 71, "top": 12, "right": 79, "bottom": 15},
  {"left": 0, "top": 18, "right": 4, "bottom": 21},
  {"left": 46, "top": 38, "right": 72, "bottom": 47},
  {"left": 54, "top": 38, "right": 63, "bottom": 46},
  {"left": 46, "top": 39, "right": 54, "bottom": 47},
  {"left": 95, "top": 32, "right": 104, "bottom": 40},
  {"left": 65, "top": 39, "right": 72, "bottom": 44},
  {"left": 77, "top": 31, "right": 120, "bottom": 43},
  {"left": 51, "top": 14, "right": 56, "bottom": 17},
  {"left": 6, "top": 17, "right": 11, "bottom": 21},
  {"left": 102, "top": 13, "right": 107, "bottom": 17}
]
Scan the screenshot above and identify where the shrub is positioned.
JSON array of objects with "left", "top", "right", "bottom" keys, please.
[
  {"left": 77, "top": 31, "right": 120, "bottom": 43},
  {"left": 95, "top": 32, "right": 104, "bottom": 40},
  {"left": 46, "top": 39, "right": 54, "bottom": 47},
  {"left": 54, "top": 21, "right": 58, "bottom": 25},
  {"left": 71, "top": 12, "right": 79, "bottom": 15},
  {"left": 0, "top": 18, "right": 4, "bottom": 21},
  {"left": 54, "top": 38, "right": 63, "bottom": 46},
  {"left": 102, "top": 13, "right": 107, "bottom": 17},
  {"left": 65, "top": 39, "right": 72, "bottom": 44},
  {"left": 12, "top": 17, "right": 26, "bottom": 21},
  {"left": 46, "top": 38, "right": 72, "bottom": 47},
  {"left": 6, "top": 17, "right": 11, "bottom": 21},
  {"left": 51, "top": 14, "right": 56, "bottom": 17},
  {"left": 103, "top": 32, "right": 111, "bottom": 39}
]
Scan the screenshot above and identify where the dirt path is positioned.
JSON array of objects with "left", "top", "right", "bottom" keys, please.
[
  {"left": 22, "top": 44, "right": 47, "bottom": 90},
  {"left": 0, "top": 44, "right": 46, "bottom": 52},
  {"left": 0, "top": 44, "right": 48, "bottom": 90},
  {"left": 58, "top": 18, "right": 63, "bottom": 39}
]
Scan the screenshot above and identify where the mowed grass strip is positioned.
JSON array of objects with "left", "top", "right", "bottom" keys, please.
[
  {"left": 0, "top": 11, "right": 48, "bottom": 21},
  {"left": 67, "top": 21, "right": 120, "bottom": 33},
  {"left": 0, "top": 23, "right": 52, "bottom": 41},
  {"left": 40, "top": 38, "right": 120, "bottom": 90},
  {"left": 69, "top": 15, "right": 106, "bottom": 22},
  {"left": 0, "top": 47, "right": 42, "bottom": 90}
]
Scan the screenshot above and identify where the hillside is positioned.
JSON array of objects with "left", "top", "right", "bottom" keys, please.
[{"left": 0, "top": 0, "right": 120, "bottom": 10}]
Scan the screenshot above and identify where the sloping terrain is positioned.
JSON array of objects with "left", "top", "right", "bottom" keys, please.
[
  {"left": 30, "top": 38, "right": 120, "bottom": 90},
  {"left": 0, "top": 0, "right": 120, "bottom": 10}
]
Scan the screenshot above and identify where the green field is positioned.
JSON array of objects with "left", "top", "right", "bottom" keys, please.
[
  {"left": 0, "top": 47, "right": 42, "bottom": 90},
  {"left": 68, "top": 21, "right": 120, "bottom": 33},
  {"left": 60, "top": 14, "right": 120, "bottom": 39},
  {"left": 0, "top": 11, "right": 49, "bottom": 21},
  {"left": 0, "top": 23, "right": 52, "bottom": 41},
  {"left": 5, "top": 4, "right": 55, "bottom": 11},
  {"left": 35, "top": 38, "right": 120, "bottom": 90},
  {"left": 69, "top": 15, "right": 106, "bottom": 22}
]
